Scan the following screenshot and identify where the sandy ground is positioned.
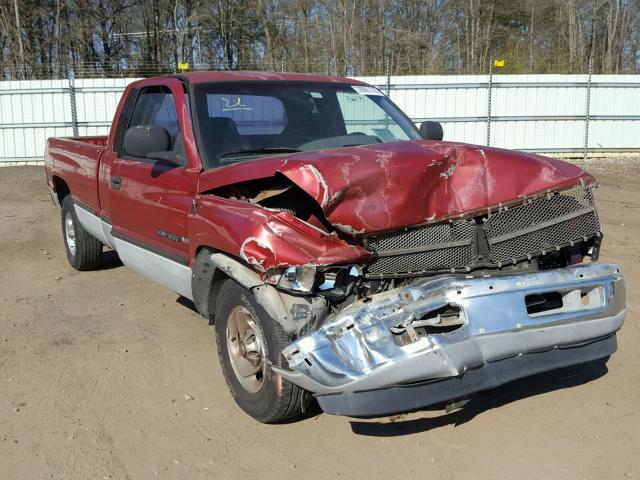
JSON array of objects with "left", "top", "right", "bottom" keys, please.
[{"left": 0, "top": 161, "right": 638, "bottom": 480}]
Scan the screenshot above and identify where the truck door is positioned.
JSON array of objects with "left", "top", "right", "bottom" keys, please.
[{"left": 108, "top": 80, "right": 199, "bottom": 299}]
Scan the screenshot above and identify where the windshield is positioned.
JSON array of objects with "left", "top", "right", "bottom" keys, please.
[{"left": 191, "top": 81, "right": 421, "bottom": 168}]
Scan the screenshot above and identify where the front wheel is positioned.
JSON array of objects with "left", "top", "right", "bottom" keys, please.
[{"left": 215, "top": 280, "right": 308, "bottom": 423}]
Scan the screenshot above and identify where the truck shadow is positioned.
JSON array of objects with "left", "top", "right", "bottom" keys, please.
[
  {"left": 176, "top": 296, "right": 199, "bottom": 313},
  {"left": 348, "top": 358, "right": 609, "bottom": 437},
  {"left": 100, "top": 250, "right": 124, "bottom": 270}
]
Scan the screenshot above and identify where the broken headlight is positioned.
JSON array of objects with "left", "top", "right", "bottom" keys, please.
[
  {"left": 270, "top": 266, "right": 318, "bottom": 293},
  {"left": 265, "top": 265, "right": 361, "bottom": 297}
]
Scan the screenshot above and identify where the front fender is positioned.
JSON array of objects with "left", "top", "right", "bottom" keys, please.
[{"left": 190, "top": 195, "right": 370, "bottom": 273}]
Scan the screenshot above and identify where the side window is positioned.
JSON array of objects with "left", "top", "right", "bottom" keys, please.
[
  {"left": 336, "top": 89, "right": 411, "bottom": 142},
  {"left": 113, "top": 88, "right": 139, "bottom": 156},
  {"left": 124, "top": 87, "right": 184, "bottom": 162},
  {"left": 129, "top": 87, "right": 181, "bottom": 141}
]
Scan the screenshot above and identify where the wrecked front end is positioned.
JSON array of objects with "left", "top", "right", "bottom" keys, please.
[
  {"left": 274, "top": 263, "right": 625, "bottom": 416},
  {"left": 271, "top": 181, "right": 625, "bottom": 416},
  {"left": 197, "top": 143, "right": 627, "bottom": 417}
]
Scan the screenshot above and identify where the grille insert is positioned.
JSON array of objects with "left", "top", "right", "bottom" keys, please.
[
  {"left": 484, "top": 185, "right": 600, "bottom": 264},
  {"left": 366, "top": 221, "right": 476, "bottom": 275},
  {"left": 363, "top": 183, "right": 601, "bottom": 277}
]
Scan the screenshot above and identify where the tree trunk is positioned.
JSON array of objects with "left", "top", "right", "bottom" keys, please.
[{"left": 13, "top": 0, "right": 25, "bottom": 79}]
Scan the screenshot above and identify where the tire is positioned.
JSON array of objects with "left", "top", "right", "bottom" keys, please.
[
  {"left": 215, "top": 279, "right": 308, "bottom": 423},
  {"left": 61, "top": 196, "right": 103, "bottom": 271}
]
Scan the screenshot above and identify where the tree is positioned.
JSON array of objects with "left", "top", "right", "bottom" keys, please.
[{"left": 0, "top": 0, "right": 639, "bottom": 79}]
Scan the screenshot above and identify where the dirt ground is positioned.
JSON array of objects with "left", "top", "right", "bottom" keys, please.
[{"left": 0, "top": 160, "right": 638, "bottom": 480}]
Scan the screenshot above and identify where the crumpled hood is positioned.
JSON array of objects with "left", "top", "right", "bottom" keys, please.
[{"left": 198, "top": 140, "right": 594, "bottom": 234}]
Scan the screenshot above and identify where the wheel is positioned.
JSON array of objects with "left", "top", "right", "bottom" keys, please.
[
  {"left": 61, "top": 196, "right": 103, "bottom": 271},
  {"left": 215, "top": 279, "right": 308, "bottom": 423}
]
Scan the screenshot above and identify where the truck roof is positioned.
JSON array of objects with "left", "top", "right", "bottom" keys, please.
[{"left": 174, "top": 70, "right": 369, "bottom": 85}]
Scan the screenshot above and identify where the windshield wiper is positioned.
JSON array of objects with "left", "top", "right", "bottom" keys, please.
[{"left": 221, "top": 147, "right": 302, "bottom": 158}]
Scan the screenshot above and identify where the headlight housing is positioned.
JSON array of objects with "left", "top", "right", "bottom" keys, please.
[
  {"left": 265, "top": 265, "right": 361, "bottom": 296},
  {"left": 276, "top": 266, "right": 318, "bottom": 292}
]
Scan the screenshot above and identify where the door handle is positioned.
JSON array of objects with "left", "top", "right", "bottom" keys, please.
[{"left": 111, "top": 176, "right": 122, "bottom": 190}]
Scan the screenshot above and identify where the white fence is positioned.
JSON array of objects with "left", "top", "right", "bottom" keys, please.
[
  {"left": 360, "top": 74, "right": 640, "bottom": 154},
  {"left": 1, "top": 74, "right": 640, "bottom": 164},
  {"left": 0, "top": 78, "right": 136, "bottom": 164}
]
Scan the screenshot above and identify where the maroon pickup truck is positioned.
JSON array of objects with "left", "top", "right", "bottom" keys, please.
[{"left": 45, "top": 71, "right": 626, "bottom": 423}]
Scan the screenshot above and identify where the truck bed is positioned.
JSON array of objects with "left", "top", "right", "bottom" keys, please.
[{"left": 45, "top": 136, "right": 109, "bottom": 212}]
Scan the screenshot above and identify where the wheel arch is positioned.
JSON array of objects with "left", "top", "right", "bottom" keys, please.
[
  {"left": 191, "top": 246, "right": 232, "bottom": 324},
  {"left": 52, "top": 175, "right": 70, "bottom": 204},
  {"left": 192, "top": 245, "right": 330, "bottom": 334}
]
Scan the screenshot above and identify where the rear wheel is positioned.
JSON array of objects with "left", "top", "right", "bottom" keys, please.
[
  {"left": 61, "top": 196, "right": 102, "bottom": 270},
  {"left": 215, "top": 279, "right": 308, "bottom": 423}
]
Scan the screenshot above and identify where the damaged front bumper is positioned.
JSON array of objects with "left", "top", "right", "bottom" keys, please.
[{"left": 273, "top": 263, "right": 626, "bottom": 416}]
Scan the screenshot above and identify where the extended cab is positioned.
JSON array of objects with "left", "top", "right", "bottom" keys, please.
[{"left": 45, "top": 72, "right": 626, "bottom": 422}]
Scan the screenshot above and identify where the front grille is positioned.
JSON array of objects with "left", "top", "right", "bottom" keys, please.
[
  {"left": 484, "top": 184, "right": 600, "bottom": 265},
  {"left": 364, "top": 183, "right": 601, "bottom": 277},
  {"left": 365, "top": 221, "right": 476, "bottom": 275}
]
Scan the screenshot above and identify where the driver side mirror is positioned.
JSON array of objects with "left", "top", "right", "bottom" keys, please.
[
  {"left": 419, "top": 121, "right": 443, "bottom": 141},
  {"left": 123, "top": 125, "right": 182, "bottom": 166}
]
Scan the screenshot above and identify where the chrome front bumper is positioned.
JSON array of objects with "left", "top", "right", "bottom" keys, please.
[{"left": 273, "top": 263, "right": 625, "bottom": 413}]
